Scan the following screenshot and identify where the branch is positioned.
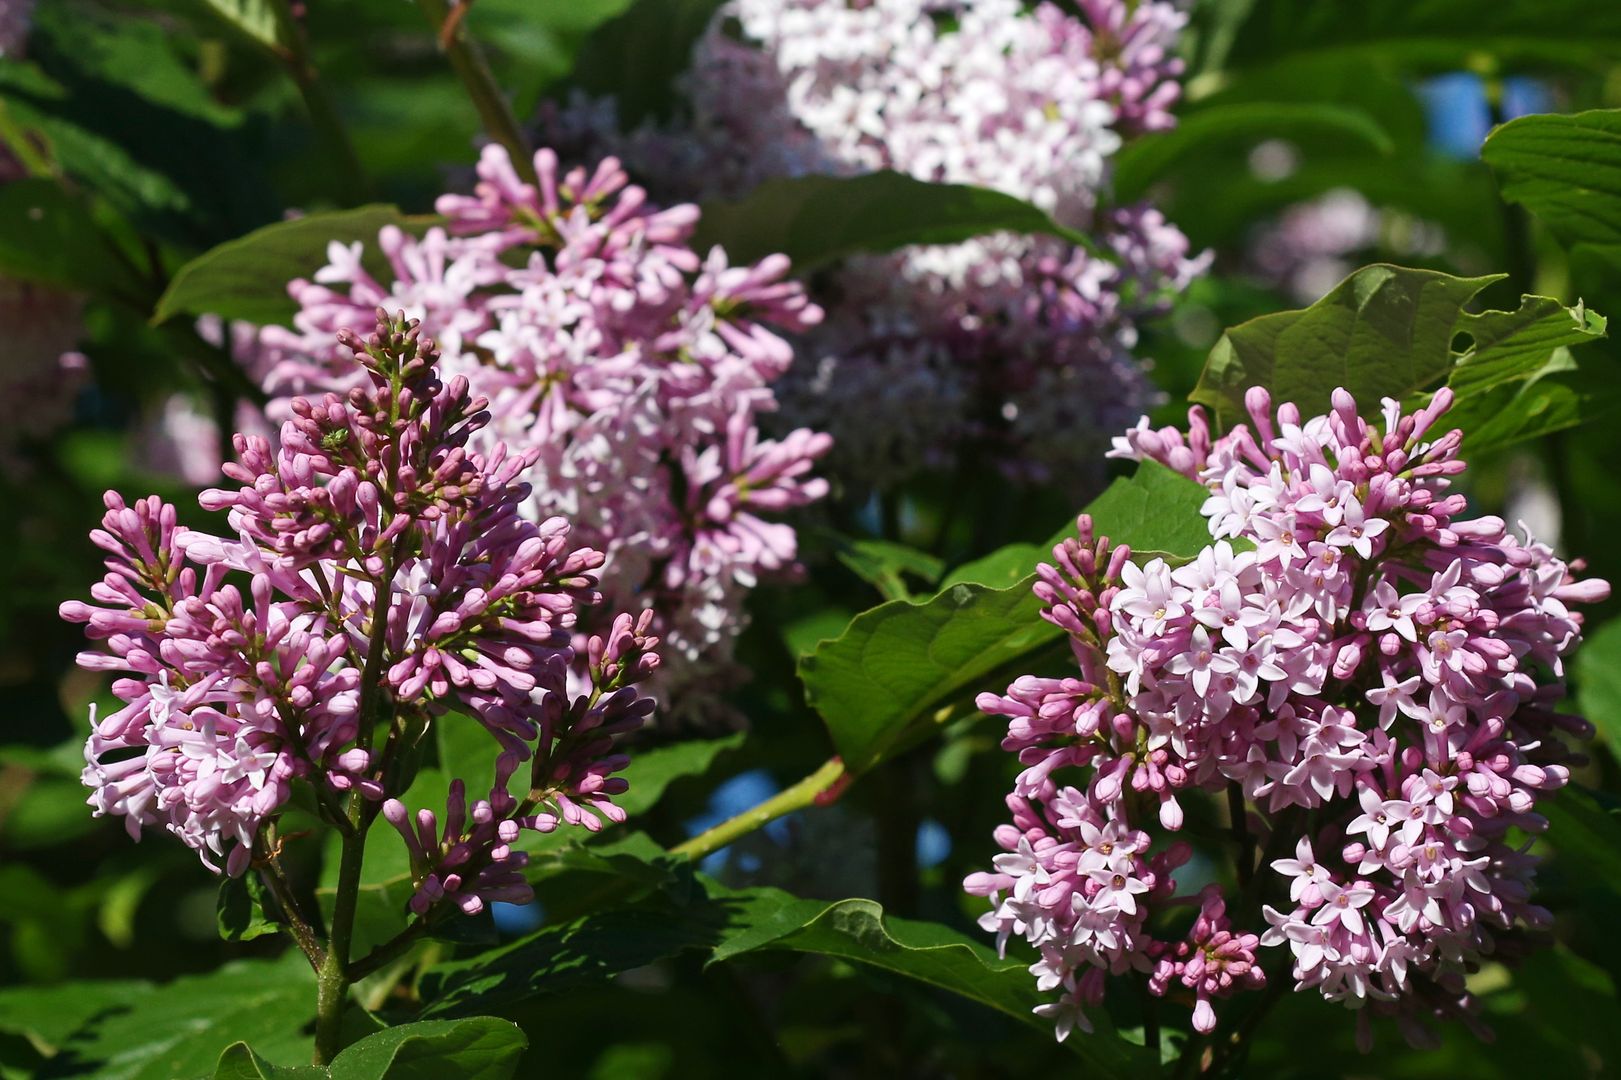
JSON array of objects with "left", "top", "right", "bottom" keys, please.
[{"left": 671, "top": 757, "right": 849, "bottom": 862}]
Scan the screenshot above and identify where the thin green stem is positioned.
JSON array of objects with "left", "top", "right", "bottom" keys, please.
[
  {"left": 1227, "top": 782, "right": 1253, "bottom": 887},
  {"left": 257, "top": 829, "right": 325, "bottom": 970},
  {"left": 671, "top": 757, "right": 848, "bottom": 862},
  {"left": 313, "top": 800, "right": 367, "bottom": 1065},
  {"left": 416, "top": 0, "right": 534, "bottom": 181}
]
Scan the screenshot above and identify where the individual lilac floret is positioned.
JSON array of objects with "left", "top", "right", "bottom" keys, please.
[
  {"left": 228, "top": 145, "right": 827, "bottom": 724},
  {"left": 63, "top": 312, "right": 661, "bottom": 898},
  {"left": 969, "top": 386, "right": 1608, "bottom": 1046}
]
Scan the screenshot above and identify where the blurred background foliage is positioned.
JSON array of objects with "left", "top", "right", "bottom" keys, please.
[{"left": 3, "top": 0, "right": 1621, "bottom": 1076}]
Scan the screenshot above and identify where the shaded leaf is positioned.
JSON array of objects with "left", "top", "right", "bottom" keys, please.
[
  {"left": 828, "top": 535, "right": 946, "bottom": 601},
  {"left": 1484, "top": 108, "right": 1621, "bottom": 273},
  {"left": 803, "top": 463, "right": 1216, "bottom": 773},
  {"left": 153, "top": 205, "right": 422, "bottom": 326},
  {"left": 0, "top": 954, "right": 313, "bottom": 1078},
  {"left": 692, "top": 171, "right": 1097, "bottom": 269},
  {"left": 218, "top": 870, "right": 284, "bottom": 942},
  {"left": 1190, "top": 264, "right": 1610, "bottom": 449},
  {"left": 1542, "top": 786, "right": 1621, "bottom": 885},
  {"left": 1219, "top": 0, "right": 1621, "bottom": 71},
  {"left": 194, "top": 0, "right": 296, "bottom": 53},
  {"left": 709, "top": 894, "right": 1157, "bottom": 1076},
  {"left": 0, "top": 179, "right": 140, "bottom": 295},
  {"left": 1577, "top": 618, "right": 1621, "bottom": 748},
  {"left": 326, "top": 1018, "right": 526, "bottom": 1080},
  {"left": 1115, "top": 101, "right": 1392, "bottom": 201},
  {"left": 562, "top": 0, "right": 722, "bottom": 127}
]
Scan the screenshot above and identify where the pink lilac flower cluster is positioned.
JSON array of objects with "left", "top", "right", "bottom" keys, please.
[
  {"left": 62, "top": 312, "right": 659, "bottom": 919},
  {"left": 552, "top": 0, "right": 1206, "bottom": 490},
  {"left": 235, "top": 146, "right": 827, "bottom": 722},
  {"left": 966, "top": 386, "right": 1607, "bottom": 1046}
]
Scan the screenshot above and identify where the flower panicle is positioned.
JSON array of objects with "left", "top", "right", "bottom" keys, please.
[{"left": 970, "top": 385, "right": 1609, "bottom": 1046}]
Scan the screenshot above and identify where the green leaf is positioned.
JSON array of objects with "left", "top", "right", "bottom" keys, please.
[
  {"left": 563, "top": 0, "right": 723, "bottom": 127},
  {"left": 326, "top": 1018, "right": 526, "bottom": 1080},
  {"left": 0, "top": 954, "right": 314, "bottom": 1078},
  {"left": 1577, "top": 618, "right": 1621, "bottom": 748},
  {"left": 709, "top": 894, "right": 1157, "bottom": 1076},
  {"left": 827, "top": 535, "right": 946, "bottom": 601},
  {"left": 419, "top": 883, "right": 763, "bottom": 1017},
  {"left": 218, "top": 870, "right": 284, "bottom": 942},
  {"left": 1484, "top": 109, "right": 1621, "bottom": 273},
  {"left": 193, "top": 0, "right": 296, "bottom": 52},
  {"left": 1542, "top": 786, "right": 1621, "bottom": 885},
  {"left": 692, "top": 171, "right": 1098, "bottom": 269},
  {"left": 421, "top": 879, "right": 1153, "bottom": 1072},
  {"left": 1217, "top": 0, "right": 1621, "bottom": 71},
  {"left": 0, "top": 178, "right": 140, "bottom": 294},
  {"left": 613, "top": 733, "right": 746, "bottom": 818},
  {"left": 214, "top": 1042, "right": 323, "bottom": 1079},
  {"left": 1191, "top": 264, "right": 1496, "bottom": 423},
  {"left": 1114, "top": 102, "right": 1392, "bottom": 201},
  {"left": 802, "top": 462, "right": 1216, "bottom": 773},
  {"left": 214, "top": 1019, "right": 526, "bottom": 1079},
  {"left": 152, "top": 205, "right": 420, "bottom": 326},
  {"left": 1190, "top": 264, "right": 1610, "bottom": 448}
]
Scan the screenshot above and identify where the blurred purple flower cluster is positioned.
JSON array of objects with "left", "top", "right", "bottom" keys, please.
[{"left": 554, "top": 0, "right": 1207, "bottom": 490}]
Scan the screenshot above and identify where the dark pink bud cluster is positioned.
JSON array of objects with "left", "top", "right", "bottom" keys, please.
[{"left": 63, "top": 313, "right": 660, "bottom": 903}]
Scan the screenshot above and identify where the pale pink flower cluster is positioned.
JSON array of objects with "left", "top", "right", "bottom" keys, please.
[
  {"left": 968, "top": 386, "right": 1607, "bottom": 1046},
  {"left": 238, "top": 147, "right": 828, "bottom": 719},
  {"left": 62, "top": 314, "right": 659, "bottom": 919},
  {"left": 553, "top": 0, "right": 1205, "bottom": 490},
  {"left": 0, "top": 277, "right": 87, "bottom": 476}
]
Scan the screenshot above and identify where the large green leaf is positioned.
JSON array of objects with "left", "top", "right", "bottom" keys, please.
[
  {"left": 420, "top": 878, "right": 1154, "bottom": 1072},
  {"left": 213, "top": 1011, "right": 525, "bottom": 1070},
  {"left": 709, "top": 894, "right": 1157, "bottom": 1076},
  {"left": 1114, "top": 101, "right": 1392, "bottom": 201},
  {"left": 1484, "top": 109, "right": 1621, "bottom": 273},
  {"left": 193, "top": 0, "right": 296, "bottom": 52},
  {"left": 1216, "top": 0, "right": 1621, "bottom": 71},
  {"left": 692, "top": 171, "right": 1097, "bottom": 269},
  {"left": 153, "top": 205, "right": 421, "bottom": 326},
  {"left": 0, "top": 954, "right": 314, "bottom": 1078},
  {"left": 1543, "top": 786, "right": 1621, "bottom": 885},
  {"left": 1190, "top": 264, "right": 1610, "bottom": 449},
  {"left": 216, "top": 1018, "right": 527, "bottom": 1080},
  {"left": 801, "top": 462, "right": 1215, "bottom": 773},
  {"left": 1577, "top": 618, "right": 1621, "bottom": 748}
]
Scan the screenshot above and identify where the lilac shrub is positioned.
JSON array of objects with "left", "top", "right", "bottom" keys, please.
[
  {"left": 966, "top": 387, "right": 1607, "bottom": 1048},
  {"left": 62, "top": 312, "right": 659, "bottom": 918},
  {"left": 555, "top": 0, "right": 1208, "bottom": 491},
  {"left": 234, "top": 148, "right": 828, "bottom": 721}
]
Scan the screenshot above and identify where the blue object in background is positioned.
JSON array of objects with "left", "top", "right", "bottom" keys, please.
[
  {"left": 1420, "top": 73, "right": 1553, "bottom": 159},
  {"left": 684, "top": 768, "right": 787, "bottom": 875},
  {"left": 916, "top": 818, "right": 952, "bottom": 870},
  {"left": 491, "top": 900, "right": 545, "bottom": 936}
]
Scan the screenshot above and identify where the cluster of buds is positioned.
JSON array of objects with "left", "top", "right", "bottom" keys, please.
[{"left": 63, "top": 312, "right": 658, "bottom": 920}]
